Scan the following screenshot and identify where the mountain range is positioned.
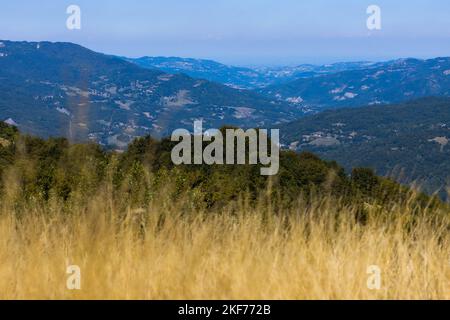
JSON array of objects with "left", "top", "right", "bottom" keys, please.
[
  {"left": 127, "top": 55, "right": 450, "bottom": 116},
  {"left": 260, "top": 58, "right": 450, "bottom": 113},
  {"left": 0, "top": 40, "right": 301, "bottom": 148},
  {"left": 126, "top": 56, "right": 376, "bottom": 90},
  {"left": 125, "top": 56, "right": 268, "bottom": 90},
  {"left": 2, "top": 39, "right": 450, "bottom": 198},
  {"left": 280, "top": 97, "right": 450, "bottom": 198}
]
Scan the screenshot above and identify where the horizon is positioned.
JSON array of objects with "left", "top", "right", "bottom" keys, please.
[
  {"left": 1, "top": 1, "right": 449, "bottom": 65},
  {"left": 2, "top": 38, "right": 449, "bottom": 68}
]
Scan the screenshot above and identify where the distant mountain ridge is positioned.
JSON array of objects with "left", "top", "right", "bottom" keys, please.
[
  {"left": 0, "top": 40, "right": 302, "bottom": 148},
  {"left": 126, "top": 56, "right": 377, "bottom": 90}
]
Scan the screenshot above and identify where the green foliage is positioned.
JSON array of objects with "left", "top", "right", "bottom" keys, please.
[
  {"left": 0, "top": 124, "right": 439, "bottom": 211},
  {"left": 281, "top": 97, "right": 450, "bottom": 200}
]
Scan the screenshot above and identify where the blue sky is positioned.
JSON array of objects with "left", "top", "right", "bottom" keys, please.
[{"left": 1, "top": 0, "right": 450, "bottom": 65}]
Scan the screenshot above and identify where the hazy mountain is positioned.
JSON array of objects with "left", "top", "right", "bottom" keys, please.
[
  {"left": 280, "top": 97, "right": 450, "bottom": 198},
  {"left": 126, "top": 56, "right": 377, "bottom": 90},
  {"left": 0, "top": 40, "right": 302, "bottom": 148},
  {"left": 261, "top": 58, "right": 450, "bottom": 113},
  {"left": 125, "top": 56, "right": 269, "bottom": 89}
]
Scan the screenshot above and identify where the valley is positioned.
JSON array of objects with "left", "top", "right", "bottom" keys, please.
[
  {"left": 0, "top": 41, "right": 301, "bottom": 148},
  {"left": 280, "top": 97, "right": 450, "bottom": 198},
  {"left": 2, "top": 39, "right": 450, "bottom": 198}
]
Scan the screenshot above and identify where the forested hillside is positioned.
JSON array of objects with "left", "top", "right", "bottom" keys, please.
[
  {"left": 0, "top": 40, "right": 300, "bottom": 148},
  {"left": 280, "top": 97, "right": 450, "bottom": 198}
]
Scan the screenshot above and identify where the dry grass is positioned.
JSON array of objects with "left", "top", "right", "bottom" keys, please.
[{"left": 0, "top": 189, "right": 448, "bottom": 300}]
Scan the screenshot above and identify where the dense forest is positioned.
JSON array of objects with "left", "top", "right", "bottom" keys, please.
[{"left": 0, "top": 121, "right": 438, "bottom": 212}]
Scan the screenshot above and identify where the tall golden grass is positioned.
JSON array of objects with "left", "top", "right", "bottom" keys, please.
[{"left": 0, "top": 184, "right": 448, "bottom": 300}]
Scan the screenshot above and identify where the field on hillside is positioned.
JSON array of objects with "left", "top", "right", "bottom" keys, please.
[{"left": 0, "top": 188, "right": 448, "bottom": 300}]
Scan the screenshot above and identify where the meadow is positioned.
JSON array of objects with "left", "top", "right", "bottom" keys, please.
[{"left": 0, "top": 188, "right": 448, "bottom": 299}]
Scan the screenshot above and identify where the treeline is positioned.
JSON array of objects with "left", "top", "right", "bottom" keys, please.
[{"left": 0, "top": 122, "right": 440, "bottom": 211}]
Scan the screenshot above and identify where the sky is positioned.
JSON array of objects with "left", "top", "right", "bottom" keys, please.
[{"left": 1, "top": 0, "right": 450, "bottom": 66}]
